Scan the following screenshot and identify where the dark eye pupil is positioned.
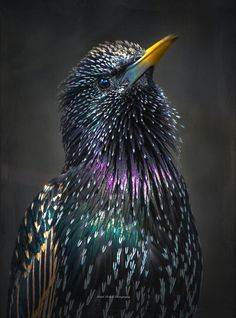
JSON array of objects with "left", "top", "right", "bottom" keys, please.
[{"left": 98, "top": 78, "right": 110, "bottom": 89}]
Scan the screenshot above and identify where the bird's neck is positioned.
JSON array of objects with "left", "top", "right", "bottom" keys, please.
[{"left": 60, "top": 148, "right": 182, "bottom": 229}]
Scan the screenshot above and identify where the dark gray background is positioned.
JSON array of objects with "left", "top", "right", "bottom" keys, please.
[{"left": 0, "top": 0, "right": 235, "bottom": 317}]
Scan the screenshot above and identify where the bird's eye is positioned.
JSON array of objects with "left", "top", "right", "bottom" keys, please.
[{"left": 98, "top": 78, "right": 111, "bottom": 90}]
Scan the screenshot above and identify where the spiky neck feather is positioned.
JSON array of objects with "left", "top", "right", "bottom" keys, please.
[{"left": 60, "top": 82, "right": 180, "bottom": 170}]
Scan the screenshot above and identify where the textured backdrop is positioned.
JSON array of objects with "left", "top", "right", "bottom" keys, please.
[{"left": 0, "top": 0, "right": 235, "bottom": 317}]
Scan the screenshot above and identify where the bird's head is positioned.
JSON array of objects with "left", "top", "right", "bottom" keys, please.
[{"left": 60, "top": 35, "right": 179, "bottom": 174}]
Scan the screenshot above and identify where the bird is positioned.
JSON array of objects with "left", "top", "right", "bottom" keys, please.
[{"left": 8, "top": 35, "right": 202, "bottom": 318}]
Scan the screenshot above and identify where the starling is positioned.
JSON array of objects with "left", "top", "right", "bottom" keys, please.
[{"left": 8, "top": 35, "right": 202, "bottom": 318}]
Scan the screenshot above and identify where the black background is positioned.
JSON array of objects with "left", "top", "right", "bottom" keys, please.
[{"left": 0, "top": 0, "right": 235, "bottom": 317}]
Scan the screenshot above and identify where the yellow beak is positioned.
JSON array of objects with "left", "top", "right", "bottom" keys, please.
[{"left": 123, "top": 34, "right": 177, "bottom": 86}]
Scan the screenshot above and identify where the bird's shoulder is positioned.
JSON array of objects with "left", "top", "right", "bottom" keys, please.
[
  {"left": 8, "top": 179, "right": 63, "bottom": 317},
  {"left": 10, "top": 181, "right": 61, "bottom": 276}
]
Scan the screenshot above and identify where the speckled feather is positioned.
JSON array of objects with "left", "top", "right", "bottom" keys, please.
[{"left": 8, "top": 40, "right": 202, "bottom": 318}]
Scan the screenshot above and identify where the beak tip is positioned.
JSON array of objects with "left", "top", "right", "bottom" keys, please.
[{"left": 168, "top": 34, "right": 178, "bottom": 42}]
